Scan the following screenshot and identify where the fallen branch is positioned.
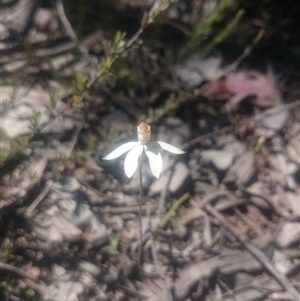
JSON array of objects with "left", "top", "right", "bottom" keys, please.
[{"left": 203, "top": 203, "right": 300, "bottom": 301}]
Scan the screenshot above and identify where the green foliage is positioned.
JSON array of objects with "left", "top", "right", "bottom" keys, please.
[
  {"left": 95, "top": 31, "right": 126, "bottom": 84},
  {"left": 0, "top": 245, "right": 15, "bottom": 260},
  {"left": 180, "top": 0, "right": 233, "bottom": 57},
  {"left": 99, "top": 56, "right": 114, "bottom": 76},
  {"left": 68, "top": 94, "right": 83, "bottom": 108},
  {"left": 254, "top": 136, "right": 266, "bottom": 154},
  {"left": 205, "top": 9, "right": 245, "bottom": 51},
  {"left": 25, "top": 288, "right": 35, "bottom": 297},
  {"left": 74, "top": 72, "right": 87, "bottom": 91},
  {"left": 0, "top": 136, "right": 30, "bottom": 167},
  {"left": 157, "top": 192, "right": 190, "bottom": 230},
  {"left": 68, "top": 73, "right": 88, "bottom": 107},
  {"left": 138, "top": 91, "right": 191, "bottom": 124},
  {"left": 253, "top": 28, "right": 265, "bottom": 44},
  {"left": 112, "top": 31, "right": 126, "bottom": 52},
  {"left": 91, "top": 1, "right": 175, "bottom": 86},
  {"left": 108, "top": 234, "right": 119, "bottom": 249},
  {"left": 30, "top": 110, "right": 42, "bottom": 132},
  {"left": 15, "top": 136, "right": 30, "bottom": 148}
]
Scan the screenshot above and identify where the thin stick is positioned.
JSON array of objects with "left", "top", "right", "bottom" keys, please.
[
  {"left": 56, "top": 0, "right": 92, "bottom": 63},
  {"left": 137, "top": 164, "right": 143, "bottom": 269},
  {"left": 25, "top": 180, "right": 53, "bottom": 218}
]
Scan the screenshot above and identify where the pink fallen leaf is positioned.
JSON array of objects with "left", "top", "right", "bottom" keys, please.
[{"left": 225, "top": 69, "right": 282, "bottom": 108}]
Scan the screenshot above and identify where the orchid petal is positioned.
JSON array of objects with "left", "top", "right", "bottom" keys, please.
[
  {"left": 157, "top": 141, "right": 185, "bottom": 154},
  {"left": 103, "top": 142, "right": 140, "bottom": 160},
  {"left": 124, "top": 145, "right": 144, "bottom": 178},
  {"left": 145, "top": 148, "right": 163, "bottom": 179}
]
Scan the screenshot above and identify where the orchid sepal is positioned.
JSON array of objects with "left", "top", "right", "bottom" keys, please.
[
  {"left": 157, "top": 141, "right": 185, "bottom": 154},
  {"left": 103, "top": 142, "right": 140, "bottom": 160}
]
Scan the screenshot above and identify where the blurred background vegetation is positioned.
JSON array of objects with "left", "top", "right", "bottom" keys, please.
[{"left": 1, "top": 0, "right": 300, "bottom": 169}]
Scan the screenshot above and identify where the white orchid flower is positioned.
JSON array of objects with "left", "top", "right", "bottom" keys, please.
[{"left": 103, "top": 122, "right": 185, "bottom": 179}]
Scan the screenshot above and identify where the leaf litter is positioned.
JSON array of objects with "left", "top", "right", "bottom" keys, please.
[{"left": 0, "top": 1, "right": 300, "bottom": 301}]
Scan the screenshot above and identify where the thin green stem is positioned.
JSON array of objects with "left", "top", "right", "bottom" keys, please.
[
  {"left": 137, "top": 163, "right": 143, "bottom": 269},
  {"left": 157, "top": 192, "right": 190, "bottom": 230}
]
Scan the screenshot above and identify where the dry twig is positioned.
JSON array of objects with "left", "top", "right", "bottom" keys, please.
[
  {"left": 56, "top": 0, "right": 93, "bottom": 63},
  {"left": 25, "top": 180, "right": 53, "bottom": 218}
]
